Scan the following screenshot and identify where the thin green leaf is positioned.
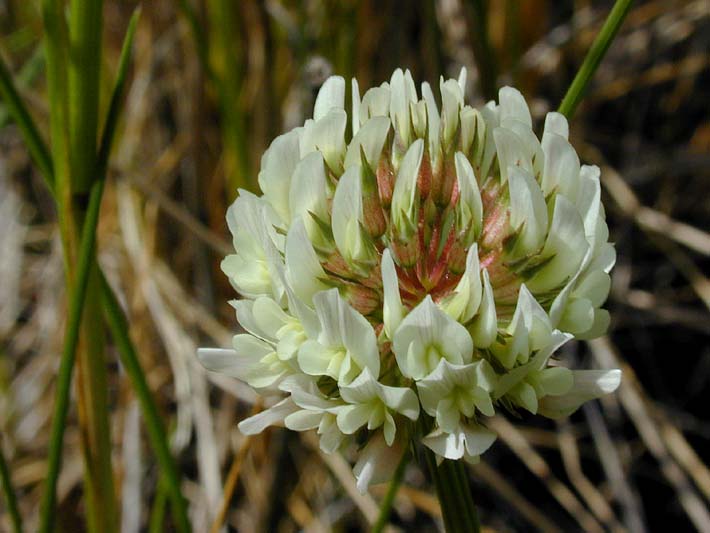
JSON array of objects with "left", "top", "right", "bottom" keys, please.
[
  {"left": 38, "top": 9, "right": 142, "bottom": 532},
  {"left": 96, "top": 7, "right": 141, "bottom": 178},
  {"left": 558, "top": 0, "right": 635, "bottom": 119},
  {"left": 0, "top": 55, "right": 54, "bottom": 190},
  {"left": 38, "top": 177, "right": 106, "bottom": 533},
  {"left": 99, "top": 275, "right": 192, "bottom": 533},
  {"left": 67, "top": 0, "right": 104, "bottom": 193},
  {"left": 0, "top": 445, "right": 22, "bottom": 533},
  {"left": 40, "top": 0, "right": 71, "bottom": 198}
]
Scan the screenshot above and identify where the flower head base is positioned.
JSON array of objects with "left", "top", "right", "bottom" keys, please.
[{"left": 199, "top": 68, "right": 621, "bottom": 492}]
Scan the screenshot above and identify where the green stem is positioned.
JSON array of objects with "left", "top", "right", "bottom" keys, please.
[
  {"left": 425, "top": 450, "right": 480, "bottom": 533},
  {"left": 0, "top": 445, "right": 22, "bottom": 533},
  {"left": 148, "top": 475, "right": 169, "bottom": 533},
  {"left": 371, "top": 448, "right": 410, "bottom": 533},
  {"left": 2, "top": 11, "right": 190, "bottom": 530},
  {"left": 38, "top": 177, "right": 106, "bottom": 533},
  {"left": 466, "top": 0, "right": 498, "bottom": 101},
  {"left": 38, "top": 10, "right": 139, "bottom": 532},
  {"left": 558, "top": 0, "right": 634, "bottom": 119},
  {"left": 99, "top": 275, "right": 191, "bottom": 533},
  {"left": 0, "top": 56, "right": 53, "bottom": 187}
]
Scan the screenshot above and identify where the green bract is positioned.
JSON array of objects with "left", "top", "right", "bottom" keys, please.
[{"left": 199, "top": 68, "right": 621, "bottom": 492}]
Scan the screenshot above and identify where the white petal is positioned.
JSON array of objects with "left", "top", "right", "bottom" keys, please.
[
  {"left": 337, "top": 297, "right": 381, "bottom": 379},
  {"left": 457, "top": 67, "right": 468, "bottom": 95},
  {"left": 459, "top": 106, "right": 477, "bottom": 156},
  {"left": 575, "top": 165, "right": 602, "bottom": 240},
  {"left": 314, "top": 76, "right": 345, "bottom": 121},
  {"left": 251, "top": 298, "right": 289, "bottom": 337},
  {"left": 318, "top": 415, "right": 345, "bottom": 453},
  {"left": 311, "top": 289, "right": 380, "bottom": 379},
  {"left": 300, "top": 109, "right": 347, "bottom": 173},
  {"left": 289, "top": 152, "right": 330, "bottom": 233},
  {"left": 558, "top": 297, "right": 594, "bottom": 333},
  {"left": 461, "top": 423, "right": 497, "bottom": 457},
  {"left": 499, "top": 86, "right": 531, "bottom": 127},
  {"left": 543, "top": 112, "right": 569, "bottom": 139},
  {"left": 390, "top": 139, "right": 424, "bottom": 238},
  {"left": 351, "top": 77, "right": 361, "bottom": 135},
  {"left": 389, "top": 69, "right": 417, "bottom": 144},
  {"left": 197, "top": 347, "right": 256, "bottom": 379},
  {"left": 440, "top": 244, "right": 482, "bottom": 323},
  {"left": 454, "top": 152, "right": 483, "bottom": 244},
  {"left": 378, "top": 383, "right": 420, "bottom": 420},
  {"left": 493, "top": 330, "right": 572, "bottom": 398},
  {"left": 339, "top": 367, "right": 380, "bottom": 403},
  {"left": 381, "top": 248, "right": 405, "bottom": 338},
  {"left": 527, "top": 195, "right": 588, "bottom": 293},
  {"left": 336, "top": 404, "right": 372, "bottom": 434},
  {"left": 534, "top": 367, "right": 574, "bottom": 396},
  {"left": 238, "top": 398, "right": 299, "bottom": 435},
  {"left": 468, "top": 270, "right": 497, "bottom": 348},
  {"left": 233, "top": 299, "right": 270, "bottom": 341},
  {"left": 257, "top": 130, "right": 301, "bottom": 223},
  {"left": 297, "top": 340, "right": 337, "bottom": 378},
  {"left": 493, "top": 127, "right": 532, "bottom": 184},
  {"left": 344, "top": 116, "right": 391, "bottom": 170},
  {"left": 538, "top": 369, "right": 621, "bottom": 418},
  {"left": 541, "top": 132, "right": 580, "bottom": 199},
  {"left": 331, "top": 165, "right": 375, "bottom": 266},
  {"left": 285, "top": 218, "right": 329, "bottom": 305},
  {"left": 508, "top": 165, "right": 548, "bottom": 256},
  {"left": 285, "top": 410, "right": 322, "bottom": 431},
  {"left": 353, "top": 433, "right": 401, "bottom": 494},
  {"left": 440, "top": 78, "right": 463, "bottom": 147},
  {"left": 422, "top": 426, "right": 465, "bottom": 460},
  {"left": 576, "top": 309, "right": 611, "bottom": 340},
  {"left": 360, "top": 84, "right": 391, "bottom": 124},
  {"left": 421, "top": 81, "right": 440, "bottom": 153},
  {"left": 392, "top": 296, "right": 473, "bottom": 380}
]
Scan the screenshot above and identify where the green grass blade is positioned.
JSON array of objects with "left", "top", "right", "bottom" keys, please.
[
  {"left": 68, "top": 0, "right": 103, "bottom": 193},
  {"left": 0, "top": 445, "right": 23, "bottom": 533},
  {"left": 0, "top": 55, "right": 54, "bottom": 190},
  {"left": 40, "top": 0, "right": 71, "bottom": 201},
  {"left": 96, "top": 7, "right": 141, "bottom": 177},
  {"left": 38, "top": 10, "right": 140, "bottom": 531},
  {"left": 38, "top": 176, "right": 106, "bottom": 533},
  {"left": 99, "top": 276, "right": 192, "bottom": 533},
  {"left": 100, "top": 13, "right": 191, "bottom": 531},
  {"left": 558, "top": 0, "right": 634, "bottom": 119}
]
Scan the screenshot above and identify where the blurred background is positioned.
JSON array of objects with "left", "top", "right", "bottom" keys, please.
[{"left": 1, "top": 0, "right": 709, "bottom": 531}]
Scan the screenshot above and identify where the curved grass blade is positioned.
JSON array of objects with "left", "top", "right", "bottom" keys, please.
[
  {"left": 99, "top": 275, "right": 191, "bottom": 533},
  {"left": 0, "top": 445, "right": 22, "bottom": 533},
  {"left": 38, "top": 9, "right": 141, "bottom": 532},
  {"left": 0, "top": 56, "right": 54, "bottom": 190},
  {"left": 38, "top": 174, "right": 106, "bottom": 533},
  {"left": 558, "top": 0, "right": 634, "bottom": 119}
]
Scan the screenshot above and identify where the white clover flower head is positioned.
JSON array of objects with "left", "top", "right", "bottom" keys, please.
[{"left": 198, "top": 68, "right": 621, "bottom": 493}]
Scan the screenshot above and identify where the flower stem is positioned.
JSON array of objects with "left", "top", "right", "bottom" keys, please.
[
  {"left": 558, "top": 0, "right": 634, "bottom": 119},
  {"left": 425, "top": 449, "right": 481, "bottom": 533},
  {"left": 371, "top": 448, "right": 410, "bottom": 533}
]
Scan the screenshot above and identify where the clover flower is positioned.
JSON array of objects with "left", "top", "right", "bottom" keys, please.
[{"left": 198, "top": 68, "right": 621, "bottom": 492}]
